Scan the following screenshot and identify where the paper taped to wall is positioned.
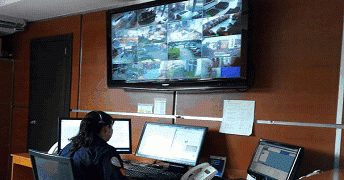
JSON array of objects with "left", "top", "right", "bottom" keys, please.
[
  {"left": 138, "top": 103, "right": 153, "bottom": 114},
  {"left": 220, "top": 100, "right": 255, "bottom": 136},
  {"left": 154, "top": 99, "right": 166, "bottom": 115}
]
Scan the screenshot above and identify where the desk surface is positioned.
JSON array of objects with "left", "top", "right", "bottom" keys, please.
[
  {"left": 11, "top": 153, "right": 32, "bottom": 168},
  {"left": 15, "top": 153, "right": 342, "bottom": 180},
  {"left": 10, "top": 153, "right": 137, "bottom": 180},
  {"left": 11, "top": 153, "right": 34, "bottom": 180}
]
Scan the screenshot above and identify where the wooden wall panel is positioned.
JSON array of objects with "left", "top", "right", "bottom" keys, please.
[
  {"left": 12, "top": 59, "right": 30, "bottom": 107},
  {"left": 174, "top": 0, "right": 343, "bottom": 177},
  {"left": 7, "top": 0, "right": 343, "bottom": 179},
  {"left": 0, "top": 104, "right": 12, "bottom": 180},
  {"left": 11, "top": 108, "right": 29, "bottom": 154},
  {"left": 0, "top": 103, "right": 12, "bottom": 146},
  {"left": 75, "top": 0, "right": 344, "bottom": 179},
  {"left": 13, "top": 15, "right": 82, "bottom": 110},
  {"left": 79, "top": 11, "right": 131, "bottom": 111},
  {"left": 247, "top": 0, "right": 341, "bottom": 120},
  {"left": 0, "top": 59, "right": 13, "bottom": 180},
  {"left": 0, "top": 59, "right": 14, "bottom": 103},
  {"left": 176, "top": 92, "right": 338, "bottom": 123},
  {"left": 0, "top": 144, "right": 10, "bottom": 180}
]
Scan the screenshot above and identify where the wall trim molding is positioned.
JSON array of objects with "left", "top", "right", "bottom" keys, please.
[{"left": 71, "top": 109, "right": 344, "bottom": 129}]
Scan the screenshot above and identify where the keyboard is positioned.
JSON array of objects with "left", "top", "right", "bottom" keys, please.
[{"left": 124, "top": 161, "right": 183, "bottom": 180}]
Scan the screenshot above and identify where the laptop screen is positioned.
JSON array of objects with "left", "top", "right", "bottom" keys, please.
[{"left": 247, "top": 139, "right": 304, "bottom": 180}]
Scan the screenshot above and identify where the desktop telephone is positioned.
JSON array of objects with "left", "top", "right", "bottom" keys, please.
[
  {"left": 48, "top": 142, "right": 58, "bottom": 155},
  {"left": 181, "top": 162, "right": 218, "bottom": 180}
]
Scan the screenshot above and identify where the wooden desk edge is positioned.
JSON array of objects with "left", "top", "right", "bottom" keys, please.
[{"left": 11, "top": 153, "right": 32, "bottom": 168}]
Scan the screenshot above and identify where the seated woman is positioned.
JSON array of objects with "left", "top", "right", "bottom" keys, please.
[{"left": 59, "top": 111, "right": 127, "bottom": 180}]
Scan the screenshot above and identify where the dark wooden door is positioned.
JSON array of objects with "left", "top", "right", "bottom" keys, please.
[{"left": 27, "top": 34, "right": 73, "bottom": 151}]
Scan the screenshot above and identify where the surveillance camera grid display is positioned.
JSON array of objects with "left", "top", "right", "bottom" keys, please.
[{"left": 111, "top": 0, "right": 247, "bottom": 82}]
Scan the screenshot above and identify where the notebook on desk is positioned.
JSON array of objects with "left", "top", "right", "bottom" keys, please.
[
  {"left": 213, "top": 139, "right": 303, "bottom": 180},
  {"left": 246, "top": 139, "right": 304, "bottom": 180}
]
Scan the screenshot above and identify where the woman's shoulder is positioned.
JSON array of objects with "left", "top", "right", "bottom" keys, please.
[
  {"left": 59, "top": 143, "right": 72, "bottom": 156},
  {"left": 102, "top": 143, "right": 118, "bottom": 154},
  {"left": 90, "top": 141, "right": 117, "bottom": 152}
]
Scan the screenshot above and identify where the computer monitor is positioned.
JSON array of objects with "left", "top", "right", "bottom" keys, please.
[
  {"left": 57, "top": 117, "right": 132, "bottom": 154},
  {"left": 247, "top": 139, "right": 304, "bottom": 180},
  {"left": 135, "top": 122, "right": 208, "bottom": 167}
]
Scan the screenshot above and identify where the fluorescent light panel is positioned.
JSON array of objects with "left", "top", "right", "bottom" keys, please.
[{"left": 0, "top": 0, "right": 21, "bottom": 6}]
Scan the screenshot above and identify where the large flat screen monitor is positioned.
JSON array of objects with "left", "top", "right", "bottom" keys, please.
[
  {"left": 58, "top": 117, "right": 132, "bottom": 154},
  {"left": 247, "top": 139, "right": 304, "bottom": 180},
  {"left": 106, "top": 0, "right": 252, "bottom": 91},
  {"left": 135, "top": 122, "right": 208, "bottom": 166}
]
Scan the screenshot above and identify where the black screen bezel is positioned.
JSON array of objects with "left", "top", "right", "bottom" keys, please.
[
  {"left": 106, "top": 0, "right": 252, "bottom": 91},
  {"left": 57, "top": 117, "right": 132, "bottom": 154},
  {"left": 247, "top": 139, "right": 304, "bottom": 180}
]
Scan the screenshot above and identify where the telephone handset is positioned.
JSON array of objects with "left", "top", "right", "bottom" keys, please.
[
  {"left": 180, "top": 162, "right": 218, "bottom": 180},
  {"left": 48, "top": 142, "right": 58, "bottom": 155}
]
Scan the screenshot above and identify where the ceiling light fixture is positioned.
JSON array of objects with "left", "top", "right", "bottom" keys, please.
[{"left": 0, "top": 0, "right": 21, "bottom": 7}]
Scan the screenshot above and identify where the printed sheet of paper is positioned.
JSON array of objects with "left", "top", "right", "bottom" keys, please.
[
  {"left": 220, "top": 100, "right": 255, "bottom": 136},
  {"left": 138, "top": 103, "right": 153, "bottom": 114},
  {"left": 154, "top": 99, "right": 166, "bottom": 115}
]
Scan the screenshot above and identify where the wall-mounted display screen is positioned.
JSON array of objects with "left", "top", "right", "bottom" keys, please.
[{"left": 107, "top": 0, "right": 251, "bottom": 91}]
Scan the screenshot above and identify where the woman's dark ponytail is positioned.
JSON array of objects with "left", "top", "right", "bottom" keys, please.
[{"left": 69, "top": 111, "right": 114, "bottom": 151}]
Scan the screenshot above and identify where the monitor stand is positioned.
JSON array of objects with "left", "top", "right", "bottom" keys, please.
[{"left": 168, "top": 163, "right": 188, "bottom": 174}]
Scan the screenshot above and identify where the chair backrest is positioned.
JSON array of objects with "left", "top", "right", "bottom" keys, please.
[{"left": 28, "top": 149, "right": 75, "bottom": 180}]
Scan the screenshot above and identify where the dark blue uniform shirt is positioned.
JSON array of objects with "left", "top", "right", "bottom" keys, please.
[{"left": 59, "top": 136, "right": 127, "bottom": 180}]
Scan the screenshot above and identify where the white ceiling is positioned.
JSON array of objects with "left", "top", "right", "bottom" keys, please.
[{"left": 0, "top": 0, "right": 154, "bottom": 22}]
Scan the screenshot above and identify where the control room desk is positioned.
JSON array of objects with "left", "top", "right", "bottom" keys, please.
[
  {"left": 11, "top": 153, "right": 34, "bottom": 180},
  {"left": 14, "top": 153, "right": 342, "bottom": 180},
  {"left": 10, "top": 153, "right": 139, "bottom": 180}
]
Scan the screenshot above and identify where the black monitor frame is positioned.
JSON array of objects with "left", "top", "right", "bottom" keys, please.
[
  {"left": 57, "top": 117, "right": 132, "bottom": 154},
  {"left": 111, "top": 118, "right": 132, "bottom": 154},
  {"left": 247, "top": 139, "right": 304, "bottom": 180},
  {"left": 135, "top": 122, "right": 208, "bottom": 169},
  {"left": 106, "top": 0, "right": 253, "bottom": 92}
]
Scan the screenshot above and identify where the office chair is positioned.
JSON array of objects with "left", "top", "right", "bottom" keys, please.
[{"left": 28, "top": 149, "right": 75, "bottom": 180}]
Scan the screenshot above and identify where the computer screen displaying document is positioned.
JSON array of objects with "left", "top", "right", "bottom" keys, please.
[
  {"left": 58, "top": 117, "right": 132, "bottom": 154},
  {"left": 135, "top": 122, "right": 208, "bottom": 166}
]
